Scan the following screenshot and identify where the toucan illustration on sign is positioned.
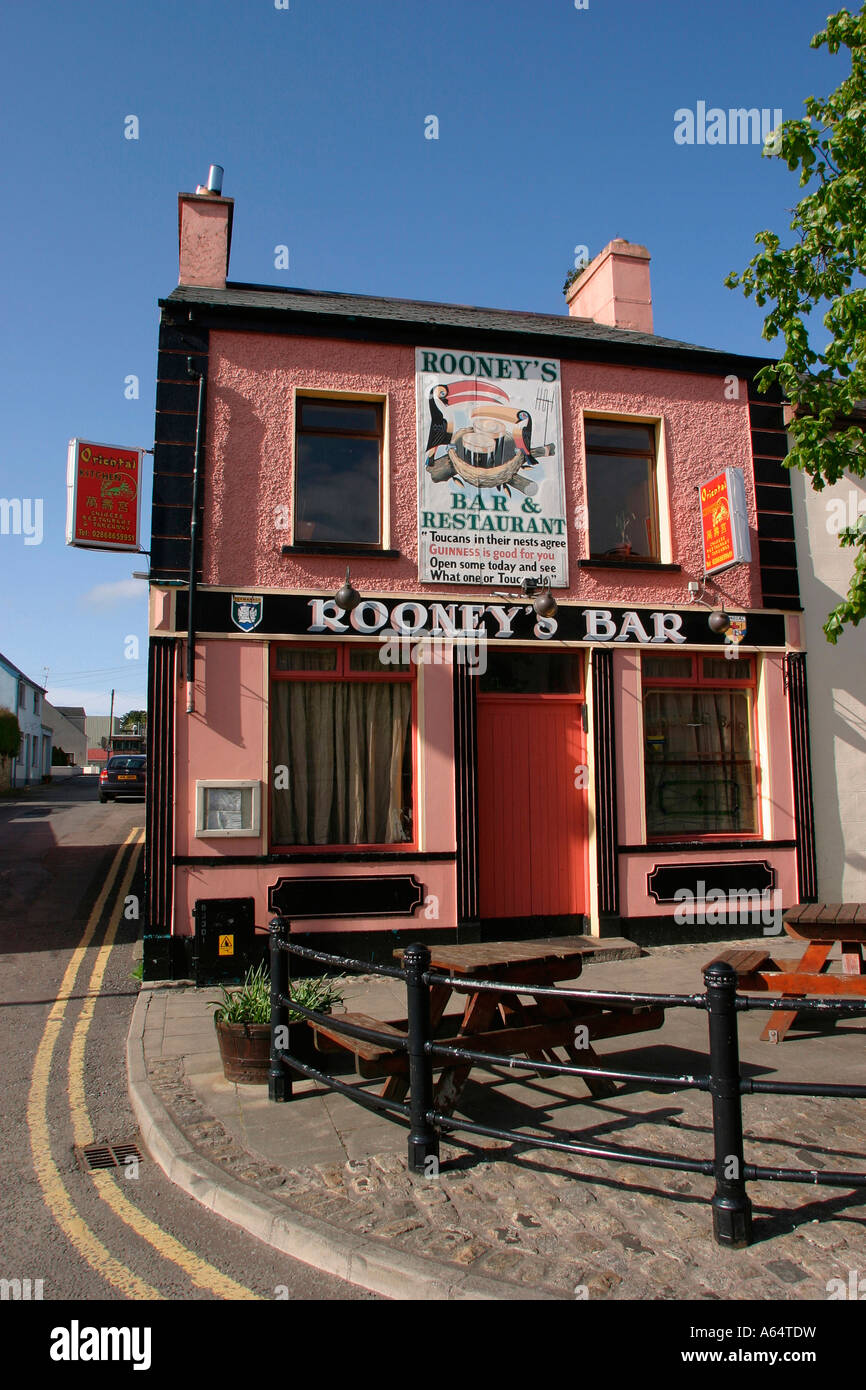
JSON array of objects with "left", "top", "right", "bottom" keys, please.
[{"left": 424, "top": 378, "right": 556, "bottom": 497}]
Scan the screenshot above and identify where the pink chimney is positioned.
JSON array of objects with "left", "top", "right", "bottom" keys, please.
[
  {"left": 565, "top": 239, "right": 653, "bottom": 334},
  {"left": 178, "top": 166, "right": 233, "bottom": 289}
]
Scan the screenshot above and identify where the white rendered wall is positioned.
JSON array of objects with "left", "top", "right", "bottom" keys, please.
[{"left": 791, "top": 468, "right": 866, "bottom": 899}]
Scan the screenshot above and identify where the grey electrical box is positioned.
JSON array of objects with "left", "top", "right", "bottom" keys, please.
[{"left": 192, "top": 898, "right": 256, "bottom": 986}]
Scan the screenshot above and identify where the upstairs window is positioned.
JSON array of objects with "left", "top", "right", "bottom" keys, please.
[
  {"left": 585, "top": 419, "right": 659, "bottom": 561},
  {"left": 293, "top": 398, "right": 383, "bottom": 547}
]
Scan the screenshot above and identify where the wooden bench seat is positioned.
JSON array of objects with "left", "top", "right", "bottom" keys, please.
[
  {"left": 310, "top": 1012, "right": 409, "bottom": 1078},
  {"left": 704, "top": 905, "right": 866, "bottom": 1041},
  {"left": 704, "top": 948, "right": 776, "bottom": 975},
  {"left": 705, "top": 948, "right": 865, "bottom": 988},
  {"left": 310, "top": 1000, "right": 666, "bottom": 1081}
]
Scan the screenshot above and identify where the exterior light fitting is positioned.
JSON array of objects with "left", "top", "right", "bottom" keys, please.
[
  {"left": 492, "top": 576, "right": 558, "bottom": 618},
  {"left": 532, "top": 585, "right": 558, "bottom": 619},
  {"left": 334, "top": 566, "right": 361, "bottom": 614},
  {"left": 687, "top": 578, "right": 730, "bottom": 632},
  {"left": 708, "top": 610, "right": 731, "bottom": 635}
]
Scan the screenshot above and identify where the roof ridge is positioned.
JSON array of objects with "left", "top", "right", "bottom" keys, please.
[{"left": 223, "top": 279, "right": 600, "bottom": 325}]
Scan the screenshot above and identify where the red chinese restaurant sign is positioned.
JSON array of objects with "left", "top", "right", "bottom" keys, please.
[
  {"left": 700, "top": 468, "right": 751, "bottom": 576},
  {"left": 66, "top": 439, "right": 143, "bottom": 550}
]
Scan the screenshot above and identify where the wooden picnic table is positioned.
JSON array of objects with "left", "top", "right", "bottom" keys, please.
[
  {"left": 706, "top": 902, "right": 866, "bottom": 1043},
  {"left": 310, "top": 937, "right": 665, "bottom": 1115}
]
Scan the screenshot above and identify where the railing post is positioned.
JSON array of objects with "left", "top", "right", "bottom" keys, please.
[
  {"left": 404, "top": 942, "right": 439, "bottom": 1173},
  {"left": 269, "top": 916, "right": 291, "bottom": 1103},
  {"left": 704, "top": 960, "right": 752, "bottom": 1247}
]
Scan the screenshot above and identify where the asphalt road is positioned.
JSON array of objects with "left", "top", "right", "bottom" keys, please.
[{"left": 0, "top": 776, "right": 377, "bottom": 1304}]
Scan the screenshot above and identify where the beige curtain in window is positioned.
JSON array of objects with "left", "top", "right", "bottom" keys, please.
[
  {"left": 644, "top": 689, "right": 755, "bottom": 835},
  {"left": 272, "top": 681, "right": 411, "bottom": 845}
]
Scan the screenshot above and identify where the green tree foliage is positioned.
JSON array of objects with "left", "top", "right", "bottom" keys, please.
[
  {"left": 726, "top": 3, "right": 866, "bottom": 641},
  {"left": 120, "top": 710, "right": 147, "bottom": 732},
  {"left": 0, "top": 707, "right": 21, "bottom": 759}
]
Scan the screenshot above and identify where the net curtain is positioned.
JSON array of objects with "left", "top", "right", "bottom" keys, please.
[{"left": 272, "top": 681, "right": 411, "bottom": 845}]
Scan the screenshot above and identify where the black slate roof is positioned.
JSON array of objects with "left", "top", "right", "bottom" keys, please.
[{"left": 164, "top": 281, "right": 744, "bottom": 362}]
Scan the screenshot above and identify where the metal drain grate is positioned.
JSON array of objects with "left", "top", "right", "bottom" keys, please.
[{"left": 75, "top": 1141, "right": 142, "bottom": 1172}]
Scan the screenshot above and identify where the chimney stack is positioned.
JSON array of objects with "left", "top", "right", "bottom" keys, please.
[
  {"left": 565, "top": 239, "right": 653, "bottom": 334},
  {"left": 178, "top": 167, "right": 233, "bottom": 289}
]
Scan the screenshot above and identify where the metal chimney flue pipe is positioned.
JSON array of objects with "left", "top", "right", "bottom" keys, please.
[{"left": 207, "top": 164, "right": 224, "bottom": 194}]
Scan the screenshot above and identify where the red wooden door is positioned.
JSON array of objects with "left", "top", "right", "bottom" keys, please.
[{"left": 477, "top": 696, "right": 588, "bottom": 921}]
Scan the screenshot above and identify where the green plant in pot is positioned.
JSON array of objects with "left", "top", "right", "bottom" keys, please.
[
  {"left": 605, "top": 508, "right": 637, "bottom": 559},
  {"left": 210, "top": 961, "right": 345, "bottom": 1084}
]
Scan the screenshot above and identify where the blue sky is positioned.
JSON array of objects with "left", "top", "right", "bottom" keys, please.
[{"left": 0, "top": 0, "right": 845, "bottom": 715}]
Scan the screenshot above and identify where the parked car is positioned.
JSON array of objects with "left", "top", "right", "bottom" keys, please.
[{"left": 98, "top": 754, "right": 147, "bottom": 802}]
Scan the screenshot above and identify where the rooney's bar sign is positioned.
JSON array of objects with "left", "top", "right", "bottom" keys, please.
[
  {"left": 177, "top": 592, "right": 788, "bottom": 648},
  {"left": 416, "top": 347, "right": 568, "bottom": 588},
  {"left": 309, "top": 599, "right": 688, "bottom": 642},
  {"left": 303, "top": 599, "right": 785, "bottom": 648},
  {"left": 66, "top": 438, "right": 143, "bottom": 551}
]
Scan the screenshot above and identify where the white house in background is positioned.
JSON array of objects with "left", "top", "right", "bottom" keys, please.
[
  {"left": 0, "top": 652, "right": 52, "bottom": 785},
  {"left": 790, "top": 464, "right": 866, "bottom": 900}
]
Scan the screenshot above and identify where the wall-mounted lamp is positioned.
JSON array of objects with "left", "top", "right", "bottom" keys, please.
[
  {"left": 686, "top": 578, "right": 730, "bottom": 634},
  {"left": 334, "top": 567, "right": 361, "bottom": 614},
  {"left": 492, "top": 577, "right": 558, "bottom": 619},
  {"left": 531, "top": 584, "right": 558, "bottom": 619}
]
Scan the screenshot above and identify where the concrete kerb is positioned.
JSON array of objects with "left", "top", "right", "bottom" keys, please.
[{"left": 126, "top": 988, "right": 552, "bottom": 1301}]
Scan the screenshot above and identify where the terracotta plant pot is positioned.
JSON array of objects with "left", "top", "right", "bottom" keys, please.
[{"left": 214, "top": 1018, "right": 319, "bottom": 1084}]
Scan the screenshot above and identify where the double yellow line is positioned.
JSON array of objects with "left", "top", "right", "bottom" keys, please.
[{"left": 26, "top": 829, "right": 258, "bottom": 1300}]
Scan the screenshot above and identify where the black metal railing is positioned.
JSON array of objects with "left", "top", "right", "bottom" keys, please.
[{"left": 267, "top": 917, "right": 866, "bottom": 1247}]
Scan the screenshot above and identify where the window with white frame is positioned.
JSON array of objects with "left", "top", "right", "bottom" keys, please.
[
  {"left": 293, "top": 398, "right": 383, "bottom": 546},
  {"left": 585, "top": 419, "right": 660, "bottom": 560},
  {"left": 195, "top": 781, "right": 261, "bottom": 838}
]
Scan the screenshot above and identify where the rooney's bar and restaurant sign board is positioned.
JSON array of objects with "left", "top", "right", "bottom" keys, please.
[
  {"left": 66, "top": 438, "right": 143, "bottom": 550},
  {"left": 178, "top": 590, "right": 789, "bottom": 649},
  {"left": 700, "top": 467, "right": 751, "bottom": 575},
  {"left": 416, "top": 347, "right": 568, "bottom": 588}
]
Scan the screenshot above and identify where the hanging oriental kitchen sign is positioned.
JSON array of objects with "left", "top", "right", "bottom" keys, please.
[
  {"left": 700, "top": 468, "right": 751, "bottom": 576},
  {"left": 416, "top": 348, "right": 568, "bottom": 587},
  {"left": 66, "top": 438, "right": 143, "bottom": 551}
]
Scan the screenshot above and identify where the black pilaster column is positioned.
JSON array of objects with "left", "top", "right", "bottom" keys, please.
[
  {"left": 453, "top": 659, "right": 479, "bottom": 938},
  {"left": 786, "top": 652, "right": 818, "bottom": 901},
  {"left": 592, "top": 648, "right": 619, "bottom": 921},
  {"left": 144, "top": 636, "right": 177, "bottom": 978}
]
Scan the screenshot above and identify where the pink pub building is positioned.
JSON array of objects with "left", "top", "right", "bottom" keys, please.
[{"left": 143, "top": 175, "right": 815, "bottom": 980}]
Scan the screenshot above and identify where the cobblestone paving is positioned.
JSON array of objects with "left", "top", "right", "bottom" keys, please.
[{"left": 147, "top": 1039, "right": 866, "bottom": 1301}]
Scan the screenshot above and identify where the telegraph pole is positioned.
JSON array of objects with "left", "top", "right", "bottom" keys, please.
[{"left": 108, "top": 688, "right": 115, "bottom": 757}]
